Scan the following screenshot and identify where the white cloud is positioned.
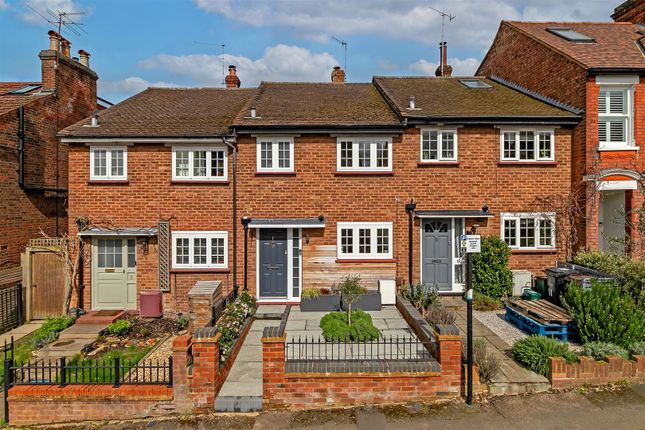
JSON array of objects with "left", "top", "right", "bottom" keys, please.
[
  {"left": 194, "top": 0, "right": 613, "bottom": 51},
  {"left": 0, "top": 0, "right": 9, "bottom": 10},
  {"left": 377, "top": 59, "right": 399, "bottom": 71},
  {"left": 99, "top": 77, "right": 178, "bottom": 95},
  {"left": 139, "top": 44, "right": 339, "bottom": 87},
  {"left": 409, "top": 57, "right": 479, "bottom": 77}
]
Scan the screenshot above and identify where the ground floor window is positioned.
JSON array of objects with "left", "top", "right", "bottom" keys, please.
[
  {"left": 501, "top": 213, "right": 555, "bottom": 250},
  {"left": 337, "top": 222, "right": 393, "bottom": 259},
  {"left": 172, "top": 231, "right": 228, "bottom": 269}
]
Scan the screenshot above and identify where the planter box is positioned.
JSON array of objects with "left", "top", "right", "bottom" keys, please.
[
  {"left": 300, "top": 294, "right": 341, "bottom": 312},
  {"left": 342, "top": 291, "right": 382, "bottom": 311}
]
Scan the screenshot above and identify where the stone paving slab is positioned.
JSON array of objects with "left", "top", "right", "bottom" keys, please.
[{"left": 0, "top": 321, "right": 43, "bottom": 345}]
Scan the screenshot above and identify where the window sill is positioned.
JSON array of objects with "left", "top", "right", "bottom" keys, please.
[
  {"left": 417, "top": 161, "right": 460, "bottom": 167},
  {"left": 335, "top": 258, "right": 396, "bottom": 263},
  {"left": 170, "top": 268, "right": 230, "bottom": 273},
  {"left": 597, "top": 146, "right": 639, "bottom": 152},
  {"left": 87, "top": 180, "right": 129, "bottom": 185},
  {"left": 510, "top": 249, "right": 556, "bottom": 255},
  {"left": 497, "top": 161, "right": 557, "bottom": 166},
  {"left": 334, "top": 171, "right": 394, "bottom": 176},
  {"left": 170, "top": 180, "right": 229, "bottom": 185},
  {"left": 255, "top": 171, "right": 296, "bottom": 176}
]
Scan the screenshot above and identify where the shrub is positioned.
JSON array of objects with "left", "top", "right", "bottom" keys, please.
[
  {"left": 401, "top": 283, "right": 438, "bottom": 314},
  {"left": 302, "top": 288, "right": 321, "bottom": 299},
  {"left": 34, "top": 315, "right": 75, "bottom": 343},
  {"left": 425, "top": 304, "right": 456, "bottom": 327},
  {"left": 472, "top": 236, "right": 513, "bottom": 299},
  {"left": 573, "top": 251, "right": 645, "bottom": 306},
  {"left": 107, "top": 320, "right": 131, "bottom": 337},
  {"left": 176, "top": 313, "right": 189, "bottom": 330},
  {"left": 335, "top": 274, "right": 366, "bottom": 324},
  {"left": 581, "top": 341, "right": 629, "bottom": 360},
  {"left": 320, "top": 310, "right": 380, "bottom": 341},
  {"left": 217, "top": 292, "right": 257, "bottom": 358},
  {"left": 629, "top": 341, "right": 645, "bottom": 356},
  {"left": 472, "top": 291, "right": 503, "bottom": 311},
  {"left": 562, "top": 280, "right": 645, "bottom": 347},
  {"left": 466, "top": 339, "right": 501, "bottom": 382},
  {"left": 512, "top": 335, "right": 576, "bottom": 377}
]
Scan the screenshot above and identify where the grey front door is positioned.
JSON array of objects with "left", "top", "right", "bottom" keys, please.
[
  {"left": 422, "top": 219, "right": 452, "bottom": 291},
  {"left": 259, "top": 229, "right": 288, "bottom": 297}
]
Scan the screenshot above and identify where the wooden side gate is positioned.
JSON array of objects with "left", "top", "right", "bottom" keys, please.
[{"left": 22, "top": 239, "right": 66, "bottom": 320}]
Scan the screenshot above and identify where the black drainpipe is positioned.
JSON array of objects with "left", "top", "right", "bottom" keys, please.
[
  {"left": 18, "top": 106, "right": 25, "bottom": 188},
  {"left": 241, "top": 216, "right": 251, "bottom": 293},
  {"left": 405, "top": 199, "right": 417, "bottom": 286}
]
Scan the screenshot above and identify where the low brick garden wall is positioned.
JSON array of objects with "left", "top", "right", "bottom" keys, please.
[{"left": 550, "top": 355, "right": 645, "bottom": 389}]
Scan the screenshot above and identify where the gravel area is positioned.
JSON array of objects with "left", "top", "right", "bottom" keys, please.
[
  {"left": 474, "top": 310, "right": 527, "bottom": 348},
  {"left": 124, "top": 334, "right": 177, "bottom": 382}
]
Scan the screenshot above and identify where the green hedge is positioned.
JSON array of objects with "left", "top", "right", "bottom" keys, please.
[{"left": 472, "top": 236, "right": 513, "bottom": 299}]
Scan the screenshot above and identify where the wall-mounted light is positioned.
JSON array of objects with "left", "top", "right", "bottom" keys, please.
[
  {"left": 470, "top": 224, "right": 480, "bottom": 235},
  {"left": 305, "top": 233, "right": 310, "bottom": 244},
  {"left": 141, "top": 237, "right": 149, "bottom": 255}
]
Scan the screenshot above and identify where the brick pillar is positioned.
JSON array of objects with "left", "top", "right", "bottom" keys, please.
[
  {"left": 172, "top": 334, "right": 192, "bottom": 413},
  {"left": 261, "top": 326, "right": 286, "bottom": 409},
  {"left": 635, "top": 355, "right": 645, "bottom": 383},
  {"left": 434, "top": 325, "right": 462, "bottom": 394},
  {"left": 190, "top": 327, "right": 220, "bottom": 413},
  {"left": 549, "top": 357, "right": 567, "bottom": 388}
]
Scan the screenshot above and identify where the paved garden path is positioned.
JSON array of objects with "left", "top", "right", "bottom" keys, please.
[
  {"left": 441, "top": 297, "right": 550, "bottom": 395},
  {"left": 0, "top": 321, "right": 42, "bottom": 346},
  {"left": 37, "top": 323, "right": 107, "bottom": 360}
]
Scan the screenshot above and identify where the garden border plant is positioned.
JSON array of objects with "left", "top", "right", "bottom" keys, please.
[
  {"left": 216, "top": 291, "right": 257, "bottom": 359},
  {"left": 512, "top": 335, "right": 578, "bottom": 377}
]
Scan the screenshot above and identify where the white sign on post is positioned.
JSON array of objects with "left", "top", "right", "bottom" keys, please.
[{"left": 461, "top": 234, "right": 481, "bottom": 253}]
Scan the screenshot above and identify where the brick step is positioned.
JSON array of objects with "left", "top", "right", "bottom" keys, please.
[
  {"left": 214, "top": 395, "right": 262, "bottom": 412},
  {"left": 76, "top": 310, "right": 127, "bottom": 325}
]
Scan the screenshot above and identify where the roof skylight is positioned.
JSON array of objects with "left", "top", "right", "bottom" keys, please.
[
  {"left": 6, "top": 85, "right": 41, "bottom": 95},
  {"left": 546, "top": 27, "right": 594, "bottom": 43},
  {"left": 459, "top": 79, "right": 492, "bottom": 89}
]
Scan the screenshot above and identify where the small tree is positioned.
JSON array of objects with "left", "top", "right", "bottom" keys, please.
[
  {"left": 471, "top": 236, "right": 513, "bottom": 299},
  {"left": 336, "top": 274, "right": 366, "bottom": 325}
]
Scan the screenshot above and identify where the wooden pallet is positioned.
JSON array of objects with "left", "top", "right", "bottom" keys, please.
[
  {"left": 505, "top": 307, "right": 571, "bottom": 341},
  {"left": 507, "top": 299, "right": 572, "bottom": 326}
]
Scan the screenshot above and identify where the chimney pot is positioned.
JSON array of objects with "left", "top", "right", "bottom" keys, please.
[
  {"left": 331, "top": 66, "right": 345, "bottom": 84},
  {"left": 60, "top": 38, "right": 71, "bottom": 58},
  {"left": 48, "top": 30, "right": 61, "bottom": 52},
  {"left": 434, "top": 41, "right": 452, "bottom": 77},
  {"left": 78, "top": 49, "right": 91, "bottom": 68},
  {"left": 225, "top": 64, "right": 241, "bottom": 88}
]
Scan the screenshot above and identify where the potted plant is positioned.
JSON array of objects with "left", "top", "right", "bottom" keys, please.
[
  {"left": 338, "top": 274, "right": 382, "bottom": 312},
  {"left": 300, "top": 287, "right": 341, "bottom": 312}
]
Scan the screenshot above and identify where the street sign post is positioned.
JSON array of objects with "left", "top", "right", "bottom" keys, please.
[{"left": 461, "top": 234, "right": 481, "bottom": 406}]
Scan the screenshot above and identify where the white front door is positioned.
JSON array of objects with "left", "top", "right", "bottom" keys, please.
[
  {"left": 599, "top": 190, "right": 626, "bottom": 254},
  {"left": 92, "top": 237, "right": 137, "bottom": 310}
]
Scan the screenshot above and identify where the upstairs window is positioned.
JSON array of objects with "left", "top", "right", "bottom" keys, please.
[
  {"left": 501, "top": 213, "right": 555, "bottom": 250},
  {"left": 90, "top": 146, "right": 127, "bottom": 181},
  {"left": 336, "top": 137, "right": 392, "bottom": 172},
  {"left": 500, "top": 129, "right": 554, "bottom": 162},
  {"left": 598, "top": 87, "right": 631, "bottom": 148},
  {"left": 172, "top": 231, "right": 228, "bottom": 269},
  {"left": 256, "top": 137, "right": 294, "bottom": 172},
  {"left": 172, "top": 146, "right": 227, "bottom": 181},
  {"left": 420, "top": 129, "right": 457, "bottom": 162},
  {"left": 337, "top": 222, "right": 393, "bottom": 259}
]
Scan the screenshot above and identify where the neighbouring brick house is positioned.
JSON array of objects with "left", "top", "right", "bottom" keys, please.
[
  {"left": 612, "top": 0, "right": 645, "bottom": 23},
  {"left": 478, "top": 21, "right": 645, "bottom": 257},
  {"left": 0, "top": 31, "right": 98, "bottom": 271},
  {"left": 60, "top": 62, "right": 580, "bottom": 313}
]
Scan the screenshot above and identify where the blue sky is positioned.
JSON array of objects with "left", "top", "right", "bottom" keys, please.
[{"left": 0, "top": 0, "right": 614, "bottom": 102}]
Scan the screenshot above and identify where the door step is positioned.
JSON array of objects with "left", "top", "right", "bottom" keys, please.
[
  {"left": 76, "top": 310, "right": 127, "bottom": 325},
  {"left": 215, "top": 396, "right": 263, "bottom": 412},
  {"left": 255, "top": 305, "right": 286, "bottom": 320}
]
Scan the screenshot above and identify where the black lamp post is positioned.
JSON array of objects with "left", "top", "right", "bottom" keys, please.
[
  {"left": 241, "top": 216, "right": 252, "bottom": 293},
  {"left": 466, "top": 223, "right": 479, "bottom": 406},
  {"left": 405, "top": 199, "right": 417, "bottom": 285}
]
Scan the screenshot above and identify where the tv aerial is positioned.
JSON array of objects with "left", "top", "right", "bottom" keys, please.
[
  {"left": 194, "top": 41, "right": 227, "bottom": 86},
  {"left": 27, "top": 4, "right": 87, "bottom": 37},
  {"left": 332, "top": 36, "right": 348, "bottom": 74}
]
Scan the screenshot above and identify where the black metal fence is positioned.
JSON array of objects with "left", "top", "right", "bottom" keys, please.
[
  {"left": 285, "top": 335, "right": 433, "bottom": 362},
  {"left": 0, "top": 284, "right": 22, "bottom": 335}
]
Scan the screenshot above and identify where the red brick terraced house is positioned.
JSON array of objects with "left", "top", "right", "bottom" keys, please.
[
  {"left": 612, "top": 0, "right": 645, "bottom": 24},
  {"left": 478, "top": 21, "right": 645, "bottom": 257},
  {"left": 60, "top": 65, "right": 580, "bottom": 313},
  {"left": 0, "top": 31, "right": 98, "bottom": 273}
]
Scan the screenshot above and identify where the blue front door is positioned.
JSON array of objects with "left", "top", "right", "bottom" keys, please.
[{"left": 259, "top": 229, "right": 288, "bottom": 297}]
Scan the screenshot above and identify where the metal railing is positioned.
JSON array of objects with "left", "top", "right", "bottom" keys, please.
[
  {"left": 285, "top": 335, "right": 433, "bottom": 362},
  {"left": 0, "top": 284, "right": 22, "bottom": 335},
  {"left": 8, "top": 357, "right": 173, "bottom": 387}
]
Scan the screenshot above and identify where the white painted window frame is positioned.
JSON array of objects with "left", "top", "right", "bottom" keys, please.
[
  {"left": 172, "top": 231, "right": 228, "bottom": 269},
  {"left": 89, "top": 146, "right": 128, "bottom": 180},
  {"left": 256, "top": 137, "right": 295, "bottom": 172},
  {"left": 498, "top": 128, "right": 555, "bottom": 162},
  {"left": 336, "top": 222, "right": 393, "bottom": 259},
  {"left": 336, "top": 137, "right": 393, "bottom": 172},
  {"left": 419, "top": 128, "right": 458, "bottom": 162},
  {"left": 500, "top": 213, "right": 556, "bottom": 250},
  {"left": 598, "top": 86, "right": 633, "bottom": 150},
  {"left": 171, "top": 145, "right": 228, "bottom": 181}
]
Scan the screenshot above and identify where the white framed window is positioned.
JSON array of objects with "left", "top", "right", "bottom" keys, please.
[
  {"left": 256, "top": 137, "right": 294, "bottom": 172},
  {"left": 337, "top": 222, "right": 393, "bottom": 259},
  {"left": 501, "top": 213, "right": 555, "bottom": 250},
  {"left": 598, "top": 87, "right": 632, "bottom": 149},
  {"left": 420, "top": 129, "right": 458, "bottom": 162},
  {"left": 89, "top": 146, "right": 127, "bottom": 180},
  {"left": 499, "top": 128, "right": 555, "bottom": 161},
  {"left": 172, "top": 146, "right": 227, "bottom": 181},
  {"left": 172, "top": 231, "right": 228, "bottom": 269},
  {"left": 336, "top": 137, "right": 392, "bottom": 172}
]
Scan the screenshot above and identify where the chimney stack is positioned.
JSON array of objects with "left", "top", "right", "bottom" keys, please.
[
  {"left": 48, "top": 30, "right": 61, "bottom": 52},
  {"left": 435, "top": 41, "right": 452, "bottom": 77},
  {"left": 78, "top": 49, "right": 91, "bottom": 68},
  {"left": 225, "top": 65, "right": 241, "bottom": 88},
  {"left": 60, "top": 38, "right": 71, "bottom": 58},
  {"left": 331, "top": 66, "right": 345, "bottom": 84}
]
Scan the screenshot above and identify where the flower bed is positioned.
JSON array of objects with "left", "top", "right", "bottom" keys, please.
[{"left": 216, "top": 292, "right": 257, "bottom": 359}]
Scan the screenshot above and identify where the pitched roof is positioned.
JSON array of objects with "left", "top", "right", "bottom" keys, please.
[
  {"left": 60, "top": 87, "right": 255, "bottom": 138},
  {"left": 505, "top": 21, "right": 645, "bottom": 69},
  {"left": 373, "top": 76, "right": 578, "bottom": 121},
  {"left": 233, "top": 82, "right": 401, "bottom": 129},
  {"left": 0, "top": 82, "right": 50, "bottom": 116}
]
